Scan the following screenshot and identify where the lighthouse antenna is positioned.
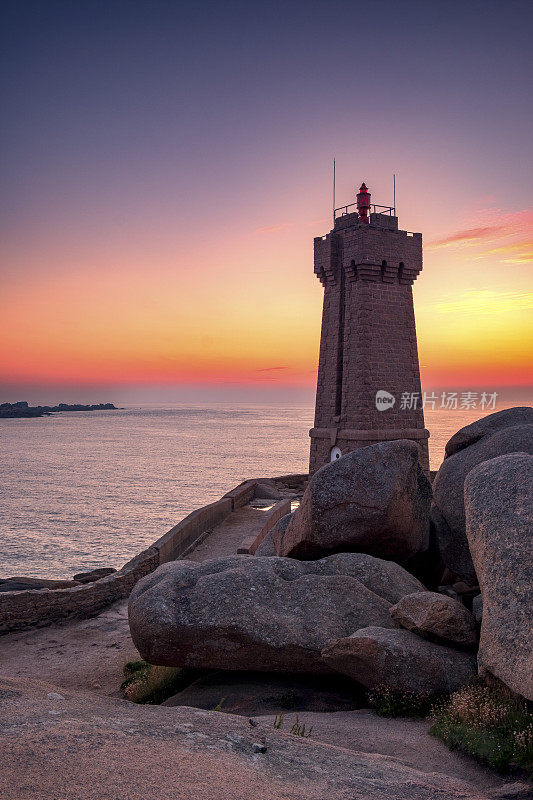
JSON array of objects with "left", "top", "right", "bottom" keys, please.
[
  {"left": 333, "top": 157, "right": 336, "bottom": 225},
  {"left": 393, "top": 173, "right": 396, "bottom": 215}
]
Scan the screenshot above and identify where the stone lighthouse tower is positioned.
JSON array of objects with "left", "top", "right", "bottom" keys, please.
[{"left": 309, "top": 181, "right": 429, "bottom": 475}]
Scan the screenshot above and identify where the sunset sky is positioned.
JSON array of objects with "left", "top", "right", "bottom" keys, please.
[{"left": 1, "top": 0, "right": 532, "bottom": 403}]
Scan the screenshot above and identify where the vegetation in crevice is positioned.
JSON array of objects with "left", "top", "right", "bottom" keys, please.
[
  {"left": 121, "top": 659, "right": 197, "bottom": 705},
  {"left": 429, "top": 681, "right": 533, "bottom": 773}
]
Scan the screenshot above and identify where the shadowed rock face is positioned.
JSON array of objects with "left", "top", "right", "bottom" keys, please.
[
  {"left": 390, "top": 591, "right": 477, "bottom": 648},
  {"left": 128, "top": 553, "right": 424, "bottom": 674},
  {"left": 432, "top": 417, "right": 533, "bottom": 583},
  {"left": 254, "top": 512, "right": 294, "bottom": 556},
  {"left": 465, "top": 452, "right": 533, "bottom": 701},
  {"left": 321, "top": 626, "right": 477, "bottom": 696},
  {"left": 275, "top": 440, "right": 432, "bottom": 562}
]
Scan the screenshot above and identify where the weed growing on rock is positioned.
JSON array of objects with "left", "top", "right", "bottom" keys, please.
[
  {"left": 430, "top": 682, "right": 533, "bottom": 773},
  {"left": 213, "top": 697, "right": 226, "bottom": 712},
  {"left": 368, "top": 686, "right": 438, "bottom": 718},
  {"left": 273, "top": 712, "right": 312, "bottom": 738},
  {"left": 121, "top": 660, "right": 194, "bottom": 704}
]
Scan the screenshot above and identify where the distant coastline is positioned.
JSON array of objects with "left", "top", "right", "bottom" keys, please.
[{"left": 0, "top": 401, "right": 117, "bottom": 418}]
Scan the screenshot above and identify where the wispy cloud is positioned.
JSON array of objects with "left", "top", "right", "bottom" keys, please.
[
  {"left": 429, "top": 226, "right": 505, "bottom": 248},
  {"left": 427, "top": 208, "right": 533, "bottom": 263},
  {"left": 434, "top": 289, "right": 533, "bottom": 314},
  {"left": 253, "top": 222, "right": 293, "bottom": 235},
  {"left": 255, "top": 366, "right": 288, "bottom": 372}
]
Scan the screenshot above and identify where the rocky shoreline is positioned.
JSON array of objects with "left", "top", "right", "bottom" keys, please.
[{"left": 0, "top": 400, "right": 117, "bottom": 418}]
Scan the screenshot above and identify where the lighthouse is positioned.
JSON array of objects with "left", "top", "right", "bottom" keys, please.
[{"left": 309, "top": 181, "right": 429, "bottom": 475}]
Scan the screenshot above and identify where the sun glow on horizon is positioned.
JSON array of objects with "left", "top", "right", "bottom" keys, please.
[{"left": 1, "top": 204, "right": 532, "bottom": 393}]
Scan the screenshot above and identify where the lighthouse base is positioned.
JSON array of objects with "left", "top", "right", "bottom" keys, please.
[{"left": 309, "top": 426, "right": 430, "bottom": 477}]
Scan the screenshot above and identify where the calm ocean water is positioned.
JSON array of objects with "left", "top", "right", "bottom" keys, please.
[{"left": 0, "top": 401, "right": 525, "bottom": 579}]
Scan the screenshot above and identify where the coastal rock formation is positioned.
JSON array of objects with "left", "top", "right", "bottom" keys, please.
[
  {"left": 128, "top": 553, "right": 424, "bottom": 673},
  {"left": 432, "top": 412, "right": 533, "bottom": 583},
  {"left": 254, "top": 512, "right": 293, "bottom": 556},
  {"left": 0, "top": 401, "right": 117, "bottom": 418},
  {"left": 72, "top": 568, "right": 116, "bottom": 584},
  {"left": 390, "top": 591, "right": 477, "bottom": 648},
  {"left": 472, "top": 594, "right": 483, "bottom": 624},
  {"left": 0, "top": 576, "right": 81, "bottom": 592},
  {"left": 275, "top": 440, "right": 431, "bottom": 562},
  {"left": 321, "top": 626, "right": 477, "bottom": 696},
  {"left": 464, "top": 452, "right": 533, "bottom": 700},
  {"left": 445, "top": 406, "right": 533, "bottom": 458}
]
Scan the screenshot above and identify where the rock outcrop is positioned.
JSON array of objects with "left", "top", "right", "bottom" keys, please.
[
  {"left": 321, "top": 626, "right": 477, "bottom": 696},
  {"left": 464, "top": 452, "right": 533, "bottom": 700},
  {"left": 432, "top": 411, "right": 533, "bottom": 583},
  {"left": 0, "top": 576, "right": 81, "bottom": 592},
  {"left": 275, "top": 440, "right": 432, "bottom": 562},
  {"left": 254, "top": 512, "right": 293, "bottom": 556},
  {"left": 445, "top": 406, "right": 533, "bottom": 458},
  {"left": 129, "top": 553, "right": 424, "bottom": 673},
  {"left": 390, "top": 591, "right": 477, "bottom": 648},
  {"left": 72, "top": 567, "right": 116, "bottom": 584}
]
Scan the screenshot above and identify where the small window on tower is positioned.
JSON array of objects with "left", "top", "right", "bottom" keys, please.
[
  {"left": 330, "top": 446, "right": 342, "bottom": 462},
  {"left": 398, "top": 262, "right": 405, "bottom": 282},
  {"left": 381, "top": 260, "right": 387, "bottom": 281}
]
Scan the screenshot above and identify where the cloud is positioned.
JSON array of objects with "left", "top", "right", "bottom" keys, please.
[
  {"left": 253, "top": 222, "right": 293, "bottom": 235},
  {"left": 427, "top": 208, "right": 533, "bottom": 263},
  {"left": 255, "top": 366, "right": 288, "bottom": 372},
  {"left": 434, "top": 289, "right": 533, "bottom": 314},
  {"left": 428, "top": 226, "right": 506, "bottom": 248}
]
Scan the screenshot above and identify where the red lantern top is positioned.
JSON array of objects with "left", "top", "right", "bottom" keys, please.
[{"left": 356, "top": 182, "right": 371, "bottom": 224}]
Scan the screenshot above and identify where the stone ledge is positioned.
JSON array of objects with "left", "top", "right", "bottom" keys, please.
[
  {"left": 310, "top": 427, "right": 430, "bottom": 441},
  {"left": 237, "top": 498, "right": 292, "bottom": 555}
]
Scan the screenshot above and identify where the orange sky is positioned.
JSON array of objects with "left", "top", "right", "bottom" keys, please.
[
  {"left": 1, "top": 199, "right": 532, "bottom": 394},
  {"left": 2, "top": 3, "right": 532, "bottom": 400}
]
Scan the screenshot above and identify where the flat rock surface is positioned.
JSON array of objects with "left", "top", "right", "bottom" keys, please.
[
  {"left": 254, "top": 710, "right": 506, "bottom": 793},
  {"left": 0, "top": 675, "right": 502, "bottom": 800}
]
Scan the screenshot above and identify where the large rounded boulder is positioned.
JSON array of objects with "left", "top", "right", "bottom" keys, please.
[
  {"left": 432, "top": 408, "right": 533, "bottom": 583},
  {"left": 128, "top": 553, "right": 424, "bottom": 674},
  {"left": 464, "top": 452, "right": 533, "bottom": 700},
  {"left": 275, "top": 440, "right": 432, "bottom": 562},
  {"left": 321, "top": 626, "right": 477, "bottom": 696},
  {"left": 389, "top": 591, "right": 477, "bottom": 648}
]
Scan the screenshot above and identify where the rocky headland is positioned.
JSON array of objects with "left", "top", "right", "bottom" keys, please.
[
  {"left": 1, "top": 407, "right": 532, "bottom": 799},
  {"left": 0, "top": 400, "right": 117, "bottom": 418}
]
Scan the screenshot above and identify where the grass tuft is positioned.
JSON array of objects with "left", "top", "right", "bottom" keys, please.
[
  {"left": 429, "top": 682, "right": 533, "bottom": 773},
  {"left": 121, "top": 659, "right": 193, "bottom": 705},
  {"left": 367, "top": 686, "right": 439, "bottom": 718},
  {"left": 273, "top": 712, "right": 312, "bottom": 737}
]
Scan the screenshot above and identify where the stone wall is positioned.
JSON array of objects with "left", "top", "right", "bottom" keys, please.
[{"left": 0, "top": 475, "right": 306, "bottom": 634}]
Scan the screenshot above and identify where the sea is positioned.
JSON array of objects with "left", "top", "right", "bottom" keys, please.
[{"left": 0, "top": 401, "right": 527, "bottom": 579}]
